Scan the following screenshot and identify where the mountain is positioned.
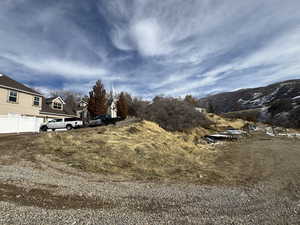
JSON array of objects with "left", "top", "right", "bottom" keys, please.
[{"left": 198, "top": 79, "right": 300, "bottom": 128}]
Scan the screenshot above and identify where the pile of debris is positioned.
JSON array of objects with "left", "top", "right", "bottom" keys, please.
[
  {"left": 263, "top": 126, "right": 300, "bottom": 138},
  {"left": 204, "top": 129, "right": 248, "bottom": 143}
]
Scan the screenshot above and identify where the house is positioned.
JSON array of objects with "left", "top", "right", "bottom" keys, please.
[
  {"left": 41, "top": 96, "right": 77, "bottom": 121},
  {"left": 76, "top": 91, "right": 118, "bottom": 121},
  {"left": 107, "top": 92, "right": 118, "bottom": 118},
  {"left": 76, "top": 99, "right": 89, "bottom": 122},
  {"left": 195, "top": 107, "right": 208, "bottom": 113},
  {"left": 0, "top": 73, "right": 77, "bottom": 133},
  {"left": 0, "top": 73, "right": 43, "bottom": 117}
]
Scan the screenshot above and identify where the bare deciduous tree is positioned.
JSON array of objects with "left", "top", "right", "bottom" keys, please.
[
  {"left": 184, "top": 95, "right": 198, "bottom": 106},
  {"left": 138, "top": 97, "right": 213, "bottom": 132}
]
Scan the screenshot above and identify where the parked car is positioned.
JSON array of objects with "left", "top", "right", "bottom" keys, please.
[
  {"left": 40, "top": 117, "right": 83, "bottom": 132},
  {"left": 88, "top": 115, "right": 122, "bottom": 127}
]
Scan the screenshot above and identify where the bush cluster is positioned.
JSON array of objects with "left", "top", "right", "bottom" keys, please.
[
  {"left": 268, "top": 99, "right": 293, "bottom": 117},
  {"left": 223, "top": 109, "right": 261, "bottom": 122},
  {"left": 136, "top": 97, "right": 213, "bottom": 132}
]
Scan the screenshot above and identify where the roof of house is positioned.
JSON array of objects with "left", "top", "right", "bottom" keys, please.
[
  {"left": 40, "top": 97, "right": 77, "bottom": 117},
  {"left": 79, "top": 99, "right": 88, "bottom": 104},
  {"left": 45, "top": 97, "right": 56, "bottom": 103},
  {"left": 76, "top": 99, "right": 88, "bottom": 111},
  {"left": 45, "top": 96, "right": 66, "bottom": 104},
  {"left": 107, "top": 95, "right": 118, "bottom": 105},
  {"left": 0, "top": 74, "right": 42, "bottom": 96}
]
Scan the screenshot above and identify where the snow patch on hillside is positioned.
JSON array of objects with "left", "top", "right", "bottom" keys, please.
[
  {"left": 238, "top": 88, "right": 280, "bottom": 107},
  {"left": 253, "top": 92, "right": 263, "bottom": 99},
  {"left": 292, "top": 96, "right": 300, "bottom": 100}
]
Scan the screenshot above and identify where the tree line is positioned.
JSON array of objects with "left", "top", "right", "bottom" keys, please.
[
  {"left": 50, "top": 80, "right": 129, "bottom": 120},
  {"left": 49, "top": 81, "right": 214, "bottom": 131},
  {"left": 87, "top": 80, "right": 129, "bottom": 119}
]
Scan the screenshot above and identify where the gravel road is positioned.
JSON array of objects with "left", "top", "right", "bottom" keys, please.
[{"left": 0, "top": 134, "right": 299, "bottom": 224}]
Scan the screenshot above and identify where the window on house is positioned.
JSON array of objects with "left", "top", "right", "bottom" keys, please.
[
  {"left": 33, "top": 96, "right": 40, "bottom": 106},
  {"left": 65, "top": 117, "right": 80, "bottom": 122},
  {"left": 9, "top": 91, "right": 18, "bottom": 103},
  {"left": 53, "top": 102, "right": 62, "bottom": 110}
]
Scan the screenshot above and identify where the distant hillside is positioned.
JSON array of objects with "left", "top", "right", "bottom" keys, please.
[{"left": 198, "top": 79, "right": 300, "bottom": 128}]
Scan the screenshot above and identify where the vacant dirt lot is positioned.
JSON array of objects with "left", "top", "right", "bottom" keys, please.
[{"left": 0, "top": 128, "right": 299, "bottom": 224}]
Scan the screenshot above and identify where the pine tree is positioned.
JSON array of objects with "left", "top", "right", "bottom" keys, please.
[
  {"left": 117, "top": 92, "right": 128, "bottom": 120},
  {"left": 94, "top": 80, "right": 107, "bottom": 115},
  {"left": 88, "top": 80, "right": 108, "bottom": 118},
  {"left": 87, "top": 91, "right": 96, "bottom": 118}
]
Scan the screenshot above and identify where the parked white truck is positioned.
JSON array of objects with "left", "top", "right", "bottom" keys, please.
[{"left": 40, "top": 117, "right": 83, "bottom": 132}]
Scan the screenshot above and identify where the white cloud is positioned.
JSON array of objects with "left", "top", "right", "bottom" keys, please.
[
  {"left": 0, "top": 1, "right": 112, "bottom": 80},
  {"left": 130, "top": 18, "right": 171, "bottom": 56},
  {"left": 22, "top": 59, "right": 107, "bottom": 79},
  {"left": 33, "top": 86, "right": 53, "bottom": 97},
  {"left": 1, "top": 0, "right": 300, "bottom": 98}
]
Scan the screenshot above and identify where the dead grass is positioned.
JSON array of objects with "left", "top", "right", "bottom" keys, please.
[
  {"left": 35, "top": 120, "right": 221, "bottom": 183},
  {"left": 0, "top": 114, "right": 251, "bottom": 184},
  {"left": 206, "top": 113, "right": 249, "bottom": 130},
  {"left": 223, "top": 109, "right": 262, "bottom": 123}
]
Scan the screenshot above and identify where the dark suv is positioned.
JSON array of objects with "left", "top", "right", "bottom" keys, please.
[{"left": 88, "top": 115, "right": 122, "bottom": 127}]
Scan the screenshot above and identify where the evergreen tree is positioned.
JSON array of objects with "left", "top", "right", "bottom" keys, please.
[
  {"left": 87, "top": 91, "right": 96, "bottom": 118},
  {"left": 88, "top": 80, "right": 108, "bottom": 118},
  {"left": 116, "top": 92, "right": 128, "bottom": 119}
]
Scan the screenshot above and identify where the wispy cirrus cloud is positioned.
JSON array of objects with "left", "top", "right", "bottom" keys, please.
[{"left": 0, "top": 0, "right": 299, "bottom": 97}]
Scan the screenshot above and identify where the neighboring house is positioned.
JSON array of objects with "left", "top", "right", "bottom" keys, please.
[
  {"left": 75, "top": 92, "right": 118, "bottom": 121},
  {"left": 40, "top": 96, "right": 77, "bottom": 121},
  {"left": 0, "top": 73, "right": 77, "bottom": 133},
  {"left": 76, "top": 100, "right": 89, "bottom": 122},
  {"left": 195, "top": 107, "right": 208, "bottom": 113},
  {"left": 0, "top": 74, "right": 43, "bottom": 117},
  {"left": 107, "top": 94, "right": 118, "bottom": 118}
]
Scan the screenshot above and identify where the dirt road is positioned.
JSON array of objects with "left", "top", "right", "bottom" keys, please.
[{"left": 0, "top": 133, "right": 299, "bottom": 224}]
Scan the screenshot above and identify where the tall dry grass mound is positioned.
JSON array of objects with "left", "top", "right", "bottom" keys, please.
[
  {"left": 206, "top": 113, "right": 248, "bottom": 131},
  {"left": 35, "top": 121, "right": 219, "bottom": 183}
]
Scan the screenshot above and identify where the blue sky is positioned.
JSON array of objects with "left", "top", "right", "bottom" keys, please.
[{"left": 0, "top": 0, "right": 300, "bottom": 98}]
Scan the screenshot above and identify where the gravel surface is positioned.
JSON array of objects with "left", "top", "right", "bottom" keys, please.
[
  {"left": 0, "top": 134, "right": 300, "bottom": 224},
  {"left": 1, "top": 164, "right": 299, "bottom": 224}
]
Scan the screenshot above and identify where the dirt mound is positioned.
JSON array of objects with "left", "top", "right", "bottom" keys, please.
[{"left": 35, "top": 120, "right": 219, "bottom": 183}]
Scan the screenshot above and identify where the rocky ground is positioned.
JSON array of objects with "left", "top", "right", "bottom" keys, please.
[{"left": 0, "top": 132, "right": 300, "bottom": 224}]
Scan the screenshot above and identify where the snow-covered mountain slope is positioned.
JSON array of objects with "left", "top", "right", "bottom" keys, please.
[{"left": 198, "top": 79, "right": 300, "bottom": 128}]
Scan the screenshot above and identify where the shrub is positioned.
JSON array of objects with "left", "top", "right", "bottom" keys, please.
[
  {"left": 223, "top": 109, "right": 261, "bottom": 122},
  {"left": 268, "top": 106, "right": 300, "bottom": 128},
  {"left": 289, "top": 107, "right": 300, "bottom": 128},
  {"left": 268, "top": 99, "right": 293, "bottom": 117},
  {"left": 184, "top": 95, "right": 199, "bottom": 107},
  {"left": 138, "top": 97, "right": 213, "bottom": 132},
  {"left": 122, "top": 93, "right": 150, "bottom": 117}
]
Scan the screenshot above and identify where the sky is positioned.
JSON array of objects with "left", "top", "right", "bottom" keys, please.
[{"left": 0, "top": 0, "right": 300, "bottom": 99}]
